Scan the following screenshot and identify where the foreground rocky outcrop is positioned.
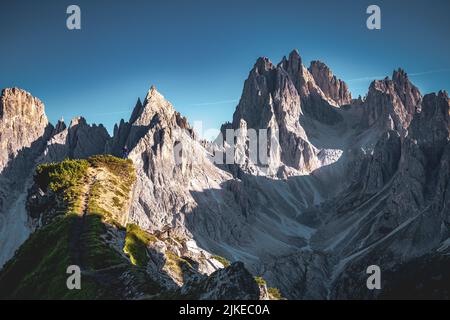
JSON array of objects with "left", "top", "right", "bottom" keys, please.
[{"left": 0, "top": 49, "right": 448, "bottom": 300}]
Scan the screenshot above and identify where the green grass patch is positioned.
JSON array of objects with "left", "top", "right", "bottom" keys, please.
[
  {"left": 0, "top": 214, "right": 106, "bottom": 299},
  {"left": 87, "top": 180, "right": 111, "bottom": 217},
  {"left": 86, "top": 155, "right": 136, "bottom": 221},
  {"left": 88, "top": 155, "right": 135, "bottom": 185},
  {"left": 82, "top": 214, "right": 124, "bottom": 270},
  {"left": 164, "top": 251, "right": 193, "bottom": 281},
  {"left": 123, "top": 224, "right": 157, "bottom": 267},
  {"left": 212, "top": 255, "right": 231, "bottom": 267}
]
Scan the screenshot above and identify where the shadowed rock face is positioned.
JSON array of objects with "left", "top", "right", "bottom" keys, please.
[
  {"left": 0, "top": 50, "right": 449, "bottom": 299},
  {"left": 40, "top": 116, "right": 110, "bottom": 163}
]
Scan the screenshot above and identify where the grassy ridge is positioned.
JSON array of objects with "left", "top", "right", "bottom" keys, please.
[
  {"left": 0, "top": 215, "right": 105, "bottom": 299},
  {"left": 0, "top": 155, "right": 140, "bottom": 299}
]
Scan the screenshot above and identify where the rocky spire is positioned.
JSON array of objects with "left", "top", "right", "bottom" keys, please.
[
  {"left": 106, "top": 85, "right": 193, "bottom": 157},
  {"left": 280, "top": 49, "right": 302, "bottom": 77},
  {"left": 392, "top": 68, "right": 422, "bottom": 115},
  {"left": 308, "top": 60, "right": 352, "bottom": 105},
  {"left": 363, "top": 68, "right": 422, "bottom": 132},
  {"left": 52, "top": 117, "right": 67, "bottom": 135},
  {"left": 254, "top": 57, "right": 274, "bottom": 75},
  {"left": 132, "top": 85, "right": 175, "bottom": 127},
  {"left": 129, "top": 98, "right": 143, "bottom": 124}
]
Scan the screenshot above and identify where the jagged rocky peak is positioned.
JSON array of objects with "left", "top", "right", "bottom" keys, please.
[
  {"left": 106, "top": 85, "right": 195, "bottom": 157},
  {"left": 67, "top": 116, "right": 109, "bottom": 157},
  {"left": 140, "top": 86, "right": 192, "bottom": 135},
  {"left": 142, "top": 87, "right": 190, "bottom": 133},
  {"left": 308, "top": 60, "right": 352, "bottom": 106},
  {"left": 232, "top": 49, "right": 310, "bottom": 131},
  {"left": 279, "top": 49, "right": 303, "bottom": 78},
  {"left": 223, "top": 50, "right": 348, "bottom": 175},
  {"left": 0, "top": 88, "right": 51, "bottom": 171},
  {"left": 52, "top": 117, "right": 67, "bottom": 135},
  {"left": 363, "top": 68, "right": 422, "bottom": 132},
  {"left": 129, "top": 97, "right": 143, "bottom": 124},
  {"left": 41, "top": 115, "right": 110, "bottom": 163},
  {"left": 136, "top": 85, "right": 175, "bottom": 124},
  {"left": 392, "top": 68, "right": 422, "bottom": 113},
  {"left": 67, "top": 115, "right": 109, "bottom": 138},
  {"left": 254, "top": 56, "right": 275, "bottom": 74},
  {"left": 69, "top": 116, "right": 87, "bottom": 127},
  {"left": 278, "top": 49, "right": 332, "bottom": 103},
  {"left": 277, "top": 49, "right": 309, "bottom": 97},
  {"left": 124, "top": 84, "right": 229, "bottom": 233},
  {"left": 278, "top": 50, "right": 344, "bottom": 123}
]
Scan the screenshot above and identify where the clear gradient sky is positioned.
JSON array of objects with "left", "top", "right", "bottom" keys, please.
[{"left": 1, "top": 0, "right": 449, "bottom": 135}]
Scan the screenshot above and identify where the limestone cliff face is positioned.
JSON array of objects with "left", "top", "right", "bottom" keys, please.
[
  {"left": 0, "top": 88, "right": 53, "bottom": 268},
  {"left": 0, "top": 88, "right": 51, "bottom": 174}
]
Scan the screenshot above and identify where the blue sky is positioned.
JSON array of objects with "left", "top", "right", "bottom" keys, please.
[{"left": 1, "top": 0, "right": 449, "bottom": 135}]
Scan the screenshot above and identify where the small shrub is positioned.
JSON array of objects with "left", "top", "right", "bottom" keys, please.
[
  {"left": 254, "top": 276, "right": 267, "bottom": 286},
  {"left": 212, "top": 255, "right": 231, "bottom": 267},
  {"left": 268, "top": 287, "right": 283, "bottom": 300}
]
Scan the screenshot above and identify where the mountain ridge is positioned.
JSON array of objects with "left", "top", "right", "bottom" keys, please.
[{"left": 0, "top": 49, "right": 449, "bottom": 299}]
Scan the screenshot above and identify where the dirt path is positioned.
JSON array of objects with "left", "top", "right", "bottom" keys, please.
[
  {"left": 69, "top": 170, "right": 96, "bottom": 269},
  {"left": 80, "top": 169, "right": 96, "bottom": 215},
  {"left": 68, "top": 169, "right": 128, "bottom": 292}
]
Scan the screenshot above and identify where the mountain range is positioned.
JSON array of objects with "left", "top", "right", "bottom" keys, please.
[{"left": 0, "top": 49, "right": 448, "bottom": 299}]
